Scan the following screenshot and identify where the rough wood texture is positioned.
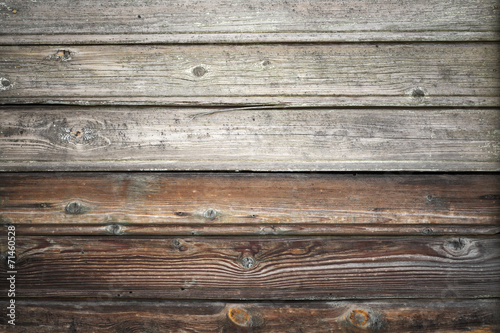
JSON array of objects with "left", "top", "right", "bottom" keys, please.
[
  {"left": 1, "top": 236, "right": 498, "bottom": 300},
  {"left": 0, "top": 299, "right": 498, "bottom": 332},
  {"left": 0, "top": 0, "right": 499, "bottom": 44},
  {"left": 1, "top": 173, "right": 499, "bottom": 235},
  {"left": 1, "top": 107, "right": 498, "bottom": 171},
  {"left": 1, "top": 44, "right": 499, "bottom": 107}
]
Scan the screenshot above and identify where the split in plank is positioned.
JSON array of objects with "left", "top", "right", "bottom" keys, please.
[
  {"left": 0, "top": 0, "right": 499, "bottom": 43},
  {"left": 1, "top": 44, "right": 499, "bottom": 107},
  {"left": 0, "top": 173, "right": 499, "bottom": 234},
  {"left": 0, "top": 107, "right": 499, "bottom": 171},
  {"left": 0, "top": 299, "right": 498, "bottom": 332},
  {"left": 0, "top": 236, "right": 498, "bottom": 300}
]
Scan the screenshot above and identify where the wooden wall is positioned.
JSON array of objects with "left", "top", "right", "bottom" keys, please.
[{"left": 1, "top": 0, "right": 499, "bottom": 332}]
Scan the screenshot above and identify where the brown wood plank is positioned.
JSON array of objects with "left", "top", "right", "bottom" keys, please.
[
  {"left": 1, "top": 236, "right": 498, "bottom": 300},
  {"left": 1, "top": 299, "right": 499, "bottom": 332},
  {"left": 1, "top": 107, "right": 499, "bottom": 171},
  {"left": 1, "top": 173, "right": 499, "bottom": 235},
  {"left": 1, "top": 44, "right": 499, "bottom": 107},
  {"left": 0, "top": 0, "right": 499, "bottom": 44}
]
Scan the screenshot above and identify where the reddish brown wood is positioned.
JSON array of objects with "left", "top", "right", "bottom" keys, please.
[
  {"left": 1, "top": 299, "right": 498, "bottom": 332},
  {"left": 1, "top": 236, "right": 498, "bottom": 300},
  {"left": 0, "top": 173, "right": 498, "bottom": 235}
]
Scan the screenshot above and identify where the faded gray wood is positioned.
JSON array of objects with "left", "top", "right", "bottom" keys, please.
[
  {"left": 1, "top": 173, "right": 499, "bottom": 235},
  {"left": 0, "top": 44, "right": 499, "bottom": 107},
  {"left": 0, "top": 0, "right": 499, "bottom": 44},
  {"left": 1, "top": 236, "right": 498, "bottom": 300},
  {"left": 1, "top": 299, "right": 499, "bottom": 332},
  {"left": 0, "top": 107, "right": 498, "bottom": 171}
]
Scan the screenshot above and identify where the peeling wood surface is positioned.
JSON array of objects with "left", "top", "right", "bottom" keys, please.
[
  {"left": 1, "top": 107, "right": 499, "bottom": 171},
  {"left": 0, "top": 299, "right": 498, "bottom": 332},
  {"left": 1, "top": 44, "right": 499, "bottom": 107},
  {"left": 0, "top": 173, "right": 499, "bottom": 235},
  {"left": 0, "top": 0, "right": 499, "bottom": 44},
  {"left": 0, "top": 236, "right": 498, "bottom": 300}
]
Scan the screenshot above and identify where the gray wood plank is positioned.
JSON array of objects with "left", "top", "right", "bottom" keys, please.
[
  {"left": 0, "top": 107, "right": 498, "bottom": 171},
  {"left": 0, "top": 44, "right": 499, "bottom": 107},
  {"left": 0, "top": 0, "right": 499, "bottom": 43}
]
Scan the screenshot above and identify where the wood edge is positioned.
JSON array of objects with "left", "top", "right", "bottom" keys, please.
[
  {"left": 6, "top": 224, "right": 500, "bottom": 236},
  {"left": 0, "top": 32, "right": 499, "bottom": 45}
]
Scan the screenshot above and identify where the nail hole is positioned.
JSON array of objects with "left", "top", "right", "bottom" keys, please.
[
  {"left": 137, "top": 15, "right": 142, "bottom": 18},
  {"left": 262, "top": 60, "right": 271, "bottom": 66},
  {"left": 1, "top": 79, "right": 11, "bottom": 87}
]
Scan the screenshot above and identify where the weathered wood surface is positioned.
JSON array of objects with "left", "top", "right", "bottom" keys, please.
[
  {"left": 1, "top": 236, "right": 498, "bottom": 300},
  {"left": 1, "top": 173, "right": 499, "bottom": 235},
  {"left": 0, "top": 299, "right": 498, "bottom": 332},
  {"left": 0, "top": 0, "right": 499, "bottom": 44},
  {"left": 1, "top": 44, "right": 499, "bottom": 107},
  {"left": 1, "top": 107, "right": 498, "bottom": 171}
]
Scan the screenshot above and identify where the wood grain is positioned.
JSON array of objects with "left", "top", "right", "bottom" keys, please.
[
  {"left": 0, "top": 0, "right": 499, "bottom": 44},
  {"left": 1, "top": 236, "right": 498, "bottom": 300},
  {"left": 1, "top": 299, "right": 498, "bottom": 332},
  {"left": 1, "top": 107, "right": 499, "bottom": 171},
  {"left": 1, "top": 44, "right": 499, "bottom": 107},
  {"left": 1, "top": 173, "right": 499, "bottom": 235}
]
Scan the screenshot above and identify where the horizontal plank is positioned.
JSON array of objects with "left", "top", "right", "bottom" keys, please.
[
  {"left": 0, "top": 44, "right": 499, "bottom": 107},
  {"left": 0, "top": 107, "right": 499, "bottom": 171},
  {"left": 1, "top": 299, "right": 498, "bottom": 332},
  {"left": 0, "top": 0, "right": 499, "bottom": 43},
  {"left": 1, "top": 173, "right": 499, "bottom": 235},
  {"left": 1, "top": 236, "right": 498, "bottom": 300}
]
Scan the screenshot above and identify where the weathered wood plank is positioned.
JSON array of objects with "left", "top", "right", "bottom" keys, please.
[
  {"left": 1, "top": 173, "right": 499, "bottom": 234},
  {"left": 0, "top": 0, "right": 499, "bottom": 44},
  {"left": 1, "top": 44, "right": 499, "bottom": 107},
  {"left": 1, "top": 236, "right": 498, "bottom": 300},
  {"left": 0, "top": 107, "right": 498, "bottom": 171},
  {"left": 1, "top": 299, "right": 499, "bottom": 332}
]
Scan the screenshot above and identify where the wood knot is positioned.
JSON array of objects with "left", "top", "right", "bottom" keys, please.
[
  {"left": 65, "top": 201, "right": 83, "bottom": 215},
  {"left": 412, "top": 88, "right": 425, "bottom": 98},
  {"left": 239, "top": 255, "right": 256, "bottom": 269},
  {"left": 106, "top": 224, "right": 123, "bottom": 235},
  {"left": 0, "top": 78, "right": 12, "bottom": 91},
  {"left": 443, "top": 237, "right": 477, "bottom": 257},
  {"left": 172, "top": 239, "right": 188, "bottom": 251},
  {"left": 410, "top": 87, "right": 426, "bottom": 102},
  {"left": 46, "top": 50, "right": 72, "bottom": 62},
  {"left": 192, "top": 66, "right": 207, "bottom": 77},
  {"left": 203, "top": 208, "right": 218, "bottom": 220},
  {"left": 349, "top": 309, "right": 370, "bottom": 328},
  {"left": 343, "top": 308, "right": 385, "bottom": 331},
  {"left": 227, "top": 308, "right": 251, "bottom": 327}
]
